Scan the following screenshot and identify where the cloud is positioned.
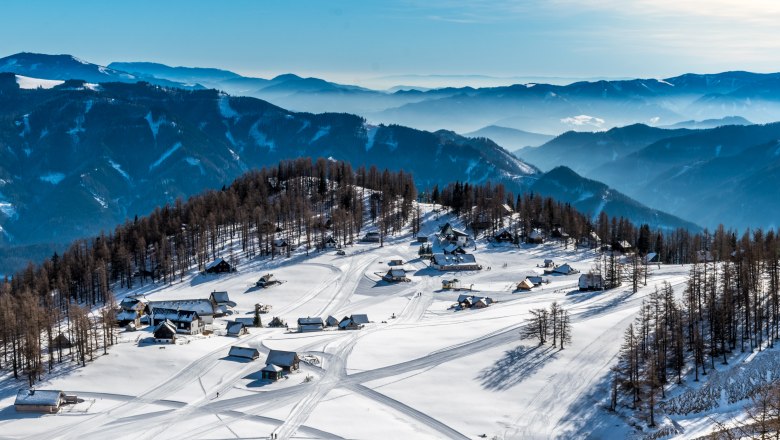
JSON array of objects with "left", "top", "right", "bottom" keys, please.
[{"left": 561, "top": 115, "right": 606, "bottom": 128}]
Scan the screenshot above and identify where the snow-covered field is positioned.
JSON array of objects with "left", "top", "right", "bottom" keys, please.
[{"left": 0, "top": 207, "right": 770, "bottom": 439}]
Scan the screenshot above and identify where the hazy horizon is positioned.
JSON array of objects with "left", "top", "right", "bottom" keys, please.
[{"left": 2, "top": 0, "right": 779, "bottom": 90}]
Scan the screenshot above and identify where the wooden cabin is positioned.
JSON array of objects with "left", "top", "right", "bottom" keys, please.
[
  {"left": 297, "top": 317, "right": 324, "bottom": 332},
  {"left": 383, "top": 268, "right": 407, "bottom": 282},
  {"left": 153, "top": 320, "right": 177, "bottom": 343},
  {"left": 14, "top": 389, "right": 65, "bottom": 414},
  {"left": 205, "top": 258, "right": 232, "bottom": 274},
  {"left": 265, "top": 350, "right": 300, "bottom": 372},
  {"left": 228, "top": 346, "right": 259, "bottom": 360}
]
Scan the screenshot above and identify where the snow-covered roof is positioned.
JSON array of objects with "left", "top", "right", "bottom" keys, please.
[
  {"left": 149, "top": 299, "right": 214, "bottom": 316},
  {"left": 457, "top": 294, "right": 473, "bottom": 303},
  {"left": 432, "top": 253, "right": 477, "bottom": 265},
  {"left": 266, "top": 350, "right": 298, "bottom": 367},
  {"left": 553, "top": 263, "right": 576, "bottom": 274},
  {"left": 338, "top": 318, "right": 355, "bottom": 328},
  {"left": 210, "top": 291, "right": 230, "bottom": 304},
  {"left": 226, "top": 321, "right": 245, "bottom": 336},
  {"left": 529, "top": 229, "right": 544, "bottom": 239},
  {"left": 386, "top": 268, "right": 406, "bottom": 277},
  {"left": 15, "top": 389, "right": 63, "bottom": 407},
  {"left": 351, "top": 314, "right": 369, "bottom": 324},
  {"left": 443, "top": 243, "right": 464, "bottom": 253},
  {"left": 297, "top": 317, "right": 324, "bottom": 326},
  {"left": 234, "top": 317, "right": 255, "bottom": 326},
  {"left": 205, "top": 258, "right": 226, "bottom": 271},
  {"left": 116, "top": 310, "right": 138, "bottom": 321},
  {"left": 518, "top": 279, "right": 534, "bottom": 290},
  {"left": 262, "top": 363, "right": 283, "bottom": 372},
  {"left": 151, "top": 308, "right": 199, "bottom": 323},
  {"left": 228, "top": 346, "right": 259, "bottom": 359},
  {"left": 153, "top": 320, "right": 176, "bottom": 336},
  {"left": 119, "top": 297, "right": 148, "bottom": 311}
]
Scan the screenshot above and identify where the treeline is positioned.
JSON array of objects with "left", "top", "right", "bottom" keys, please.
[
  {"left": 0, "top": 157, "right": 416, "bottom": 385},
  {"left": 612, "top": 229, "right": 780, "bottom": 428}
]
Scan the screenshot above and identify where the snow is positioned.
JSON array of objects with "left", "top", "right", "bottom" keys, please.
[
  {"left": 92, "top": 194, "right": 108, "bottom": 209},
  {"left": 0, "top": 205, "right": 769, "bottom": 439},
  {"left": 0, "top": 201, "right": 15, "bottom": 218},
  {"left": 185, "top": 157, "right": 205, "bottom": 175},
  {"left": 108, "top": 159, "right": 131, "bottom": 181},
  {"left": 15, "top": 74, "right": 64, "bottom": 89},
  {"left": 145, "top": 111, "right": 165, "bottom": 140},
  {"left": 365, "top": 125, "right": 378, "bottom": 151},
  {"left": 225, "top": 129, "right": 237, "bottom": 146},
  {"left": 149, "top": 142, "right": 182, "bottom": 171},
  {"left": 17, "top": 114, "right": 30, "bottom": 138},
  {"left": 218, "top": 94, "right": 239, "bottom": 120},
  {"left": 463, "top": 159, "right": 478, "bottom": 177},
  {"left": 40, "top": 172, "right": 65, "bottom": 185},
  {"left": 250, "top": 122, "right": 276, "bottom": 151},
  {"left": 311, "top": 126, "right": 330, "bottom": 143}
]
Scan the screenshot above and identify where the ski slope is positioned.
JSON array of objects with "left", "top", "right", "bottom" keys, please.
[{"left": 0, "top": 206, "right": 751, "bottom": 439}]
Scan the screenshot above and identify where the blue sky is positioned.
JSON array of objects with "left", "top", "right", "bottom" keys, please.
[{"left": 2, "top": 0, "right": 779, "bottom": 87}]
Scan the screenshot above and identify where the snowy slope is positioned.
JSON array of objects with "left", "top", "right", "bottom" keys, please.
[{"left": 0, "top": 205, "right": 770, "bottom": 439}]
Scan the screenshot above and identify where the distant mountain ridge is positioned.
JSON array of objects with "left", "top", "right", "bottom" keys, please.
[
  {"left": 7, "top": 53, "right": 780, "bottom": 136},
  {"left": 520, "top": 121, "right": 780, "bottom": 230},
  {"left": 0, "top": 68, "right": 698, "bottom": 273},
  {"left": 463, "top": 125, "right": 554, "bottom": 151},
  {"left": 0, "top": 53, "right": 200, "bottom": 89}
]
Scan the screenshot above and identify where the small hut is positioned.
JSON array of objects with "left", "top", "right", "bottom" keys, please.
[{"left": 261, "top": 364, "right": 284, "bottom": 381}]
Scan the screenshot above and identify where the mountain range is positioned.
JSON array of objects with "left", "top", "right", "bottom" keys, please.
[
  {"left": 0, "top": 54, "right": 702, "bottom": 273},
  {"left": 7, "top": 53, "right": 780, "bottom": 136},
  {"left": 11, "top": 52, "right": 780, "bottom": 266},
  {"left": 520, "top": 122, "right": 780, "bottom": 230}
]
